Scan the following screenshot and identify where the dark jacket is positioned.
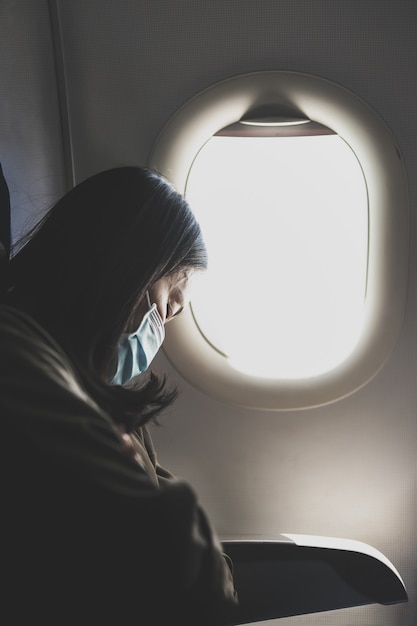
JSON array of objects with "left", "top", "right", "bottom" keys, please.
[{"left": 0, "top": 304, "right": 238, "bottom": 625}]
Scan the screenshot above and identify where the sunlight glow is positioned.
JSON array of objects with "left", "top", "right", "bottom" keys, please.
[{"left": 185, "top": 135, "right": 368, "bottom": 379}]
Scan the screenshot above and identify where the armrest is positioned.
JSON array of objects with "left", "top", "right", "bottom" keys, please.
[{"left": 222, "top": 534, "right": 408, "bottom": 624}]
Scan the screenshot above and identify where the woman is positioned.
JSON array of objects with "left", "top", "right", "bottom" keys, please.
[{"left": 0, "top": 167, "right": 238, "bottom": 625}]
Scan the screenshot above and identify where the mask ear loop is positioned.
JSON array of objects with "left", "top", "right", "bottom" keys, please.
[{"left": 144, "top": 289, "right": 165, "bottom": 345}]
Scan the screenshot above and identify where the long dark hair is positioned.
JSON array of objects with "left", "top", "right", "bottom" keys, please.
[{"left": 7, "top": 166, "right": 207, "bottom": 428}]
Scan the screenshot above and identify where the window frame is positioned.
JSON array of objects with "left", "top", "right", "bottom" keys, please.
[{"left": 148, "top": 71, "right": 409, "bottom": 410}]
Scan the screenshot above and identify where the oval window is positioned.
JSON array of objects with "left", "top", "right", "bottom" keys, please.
[
  {"left": 186, "top": 125, "right": 368, "bottom": 380},
  {"left": 149, "top": 72, "right": 408, "bottom": 410}
]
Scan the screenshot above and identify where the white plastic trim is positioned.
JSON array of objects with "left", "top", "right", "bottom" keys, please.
[{"left": 148, "top": 71, "right": 409, "bottom": 410}]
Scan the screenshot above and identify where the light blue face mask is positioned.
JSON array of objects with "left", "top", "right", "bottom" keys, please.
[{"left": 111, "top": 293, "right": 165, "bottom": 385}]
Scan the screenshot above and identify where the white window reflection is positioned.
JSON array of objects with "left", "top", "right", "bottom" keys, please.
[{"left": 185, "top": 134, "right": 368, "bottom": 379}]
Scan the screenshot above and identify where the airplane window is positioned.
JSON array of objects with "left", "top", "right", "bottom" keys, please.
[
  {"left": 185, "top": 130, "right": 368, "bottom": 379},
  {"left": 149, "top": 71, "right": 408, "bottom": 410}
]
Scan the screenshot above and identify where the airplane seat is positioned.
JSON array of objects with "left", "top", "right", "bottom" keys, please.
[
  {"left": 0, "top": 240, "right": 7, "bottom": 298},
  {"left": 0, "top": 163, "right": 11, "bottom": 301}
]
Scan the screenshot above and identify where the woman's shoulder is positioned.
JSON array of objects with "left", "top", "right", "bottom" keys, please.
[
  {"left": 0, "top": 303, "right": 67, "bottom": 365},
  {"left": 0, "top": 303, "right": 55, "bottom": 345},
  {"left": 0, "top": 303, "right": 120, "bottom": 447},
  {"left": 0, "top": 303, "right": 88, "bottom": 399}
]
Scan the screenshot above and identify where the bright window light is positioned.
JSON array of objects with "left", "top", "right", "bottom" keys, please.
[
  {"left": 150, "top": 71, "right": 408, "bottom": 409},
  {"left": 185, "top": 134, "right": 368, "bottom": 379}
]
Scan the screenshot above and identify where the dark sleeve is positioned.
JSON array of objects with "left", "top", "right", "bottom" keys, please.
[{"left": 0, "top": 307, "right": 238, "bottom": 625}]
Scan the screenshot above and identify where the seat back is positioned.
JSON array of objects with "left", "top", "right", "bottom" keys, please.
[{"left": 0, "top": 164, "right": 11, "bottom": 300}]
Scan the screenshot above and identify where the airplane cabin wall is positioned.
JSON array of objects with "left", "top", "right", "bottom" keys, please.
[{"left": 0, "top": 2, "right": 416, "bottom": 625}]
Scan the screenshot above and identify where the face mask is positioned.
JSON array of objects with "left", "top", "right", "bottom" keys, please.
[{"left": 110, "top": 293, "right": 165, "bottom": 385}]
